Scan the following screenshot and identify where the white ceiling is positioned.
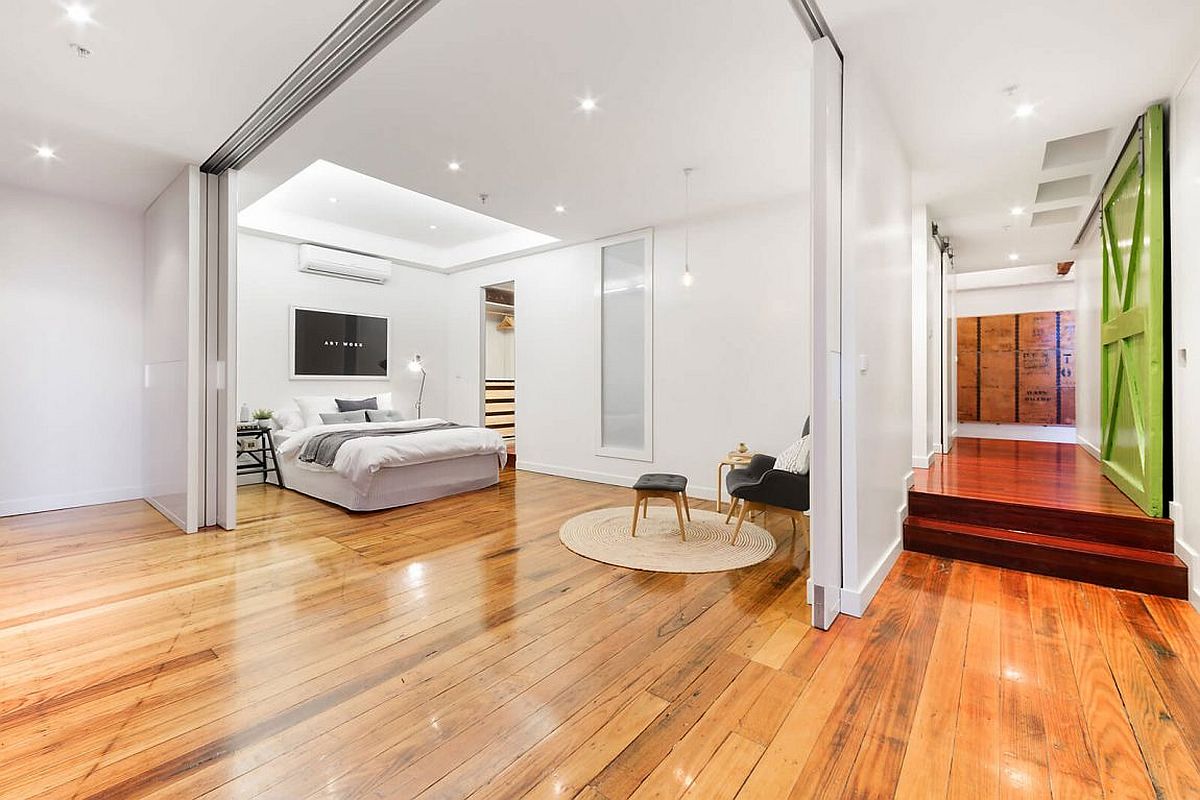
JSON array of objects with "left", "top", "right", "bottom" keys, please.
[
  {"left": 238, "top": 0, "right": 812, "bottom": 251},
  {"left": 821, "top": 0, "right": 1200, "bottom": 272},
  {"left": 0, "top": 0, "right": 355, "bottom": 208},
  {"left": 239, "top": 159, "right": 558, "bottom": 268}
]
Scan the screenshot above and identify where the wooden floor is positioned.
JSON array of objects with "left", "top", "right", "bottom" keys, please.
[
  {"left": 2, "top": 470, "right": 1199, "bottom": 798},
  {"left": 913, "top": 437, "right": 1148, "bottom": 517}
]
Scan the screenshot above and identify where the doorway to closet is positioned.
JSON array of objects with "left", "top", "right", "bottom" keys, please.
[{"left": 481, "top": 282, "right": 516, "bottom": 465}]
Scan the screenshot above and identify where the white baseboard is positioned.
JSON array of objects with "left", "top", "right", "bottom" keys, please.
[
  {"left": 957, "top": 422, "right": 1076, "bottom": 443},
  {"left": 911, "top": 451, "right": 935, "bottom": 469},
  {"left": 0, "top": 486, "right": 144, "bottom": 518},
  {"left": 1170, "top": 501, "right": 1200, "bottom": 613},
  {"left": 842, "top": 534, "right": 903, "bottom": 617},
  {"left": 904, "top": 470, "right": 915, "bottom": 489},
  {"left": 517, "top": 461, "right": 719, "bottom": 502},
  {"left": 1077, "top": 436, "right": 1102, "bottom": 460},
  {"left": 144, "top": 496, "right": 192, "bottom": 533}
]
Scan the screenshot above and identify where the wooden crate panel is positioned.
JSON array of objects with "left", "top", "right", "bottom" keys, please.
[
  {"left": 1060, "top": 387, "right": 1077, "bottom": 425},
  {"left": 1060, "top": 350, "right": 1075, "bottom": 388},
  {"left": 486, "top": 413, "right": 515, "bottom": 427},
  {"left": 959, "top": 350, "right": 979, "bottom": 390},
  {"left": 1059, "top": 311, "right": 1076, "bottom": 349},
  {"left": 957, "top": 317, "right": 978, "bottom": 353},
  {"left": 980, "top": 351, "right": 1016, "bottom": 390},
  {"left": 980, "top": 315, "right": 1016, "bottom": 351},
  {"left": 1018, "top": 312, "right": 1058, "bottom": 351},
  {"left": 958, "top": 385, "right": 979, "bottom": 421},
  {"left": 980, "top": 386, "right": 1016, "bottom": 423}
]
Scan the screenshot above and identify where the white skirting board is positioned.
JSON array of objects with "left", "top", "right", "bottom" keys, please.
[
  {"left": 517, "top": 461, "right": 720, "bottom": 502},
  {"left": 1078, "top": 436, "right": 1102, "bottom": 460},
  {"left": 842, "top": 533, "right": 904, "bottom": 617},
  {"left": 145, "top": 495, "right": 191, "bottom": 532},
  {"left": 0, "top": 486, "right": 145, "bottom": 518},
  {"left": 912, "top": 451, "right": 936, "bottom": 469},
  {"left": 1170, "top": 501, "right": 1200, "bottom": 613},
  {"left": 957, "top": 422, "right": 1077, "bottom": 443}
]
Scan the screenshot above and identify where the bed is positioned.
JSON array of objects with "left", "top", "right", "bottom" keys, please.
[{"left": 274, "top": 418, "right": 508, "bottom": 511}]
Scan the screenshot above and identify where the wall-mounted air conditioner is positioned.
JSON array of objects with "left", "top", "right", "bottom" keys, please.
[{"left": 298, "top": 244, "right": 392, "bottom": 284}]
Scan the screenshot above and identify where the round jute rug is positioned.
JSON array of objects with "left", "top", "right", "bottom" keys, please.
[{"left": 559, "top": 506, "right": 776, "bottom": 573}]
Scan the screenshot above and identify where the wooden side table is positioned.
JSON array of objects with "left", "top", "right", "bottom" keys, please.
[{"left": 716, "top": 452, "right": 755, "bottom": 513}]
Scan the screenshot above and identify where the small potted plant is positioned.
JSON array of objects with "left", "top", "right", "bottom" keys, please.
[{"left": 252, "top": 408, "right": 274, "bottom": 429}]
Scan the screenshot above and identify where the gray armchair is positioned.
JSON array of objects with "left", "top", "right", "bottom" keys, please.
[{"left": 725, "top": 419, "right": 810, "bottom": 544}]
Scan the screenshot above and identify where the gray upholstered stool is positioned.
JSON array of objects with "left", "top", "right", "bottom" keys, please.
[{"left": 631, "top": 473, "right": 691, "bottom": 540}]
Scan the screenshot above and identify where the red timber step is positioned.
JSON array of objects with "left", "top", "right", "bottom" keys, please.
[
  {"left": 907, "top": 490, "right": 1175, "bottom": 552},
  {"left": 903, "top": 515, "right": 1188, "bottom": 598}
]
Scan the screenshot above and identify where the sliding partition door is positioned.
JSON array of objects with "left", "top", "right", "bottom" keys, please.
[{"left": 143, "top": 167, "right": 204, "bottom": 532}]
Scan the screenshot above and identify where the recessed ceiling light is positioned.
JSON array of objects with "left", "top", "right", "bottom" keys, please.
[
  {"left": 578, "top": 97, "right": 598, "bottom": 112},
  {"left": 35, "top": 145, "right": 56, "bottom": 160},
  {"left": 1009, "top": 252, "right": 1020, "bottom": 261},
  {"left": 429, "top": 224, "right": 438, "bottom": 230},
  {"left": 1014, "top": 103, "right": 1036, "bottom": 119},
  {"left": 554, "top": 204, "right": 566, "bottom": 214},
  {"left": 1010, "top": 206, "right": 1024, "bottom": 215},
  {"left": 64, "top": 3, "right": 93, "bottom": 24},
  {"left": 328, "top": 196, "right": 338, "bottom": 204},
  {"left": 447, "top": 160, "right": 461, "bottom": 172}
]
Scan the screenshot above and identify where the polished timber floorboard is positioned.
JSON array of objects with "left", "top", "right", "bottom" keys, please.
[{"left": 1, "top": 471, "right": 1199, "bottom": 798}]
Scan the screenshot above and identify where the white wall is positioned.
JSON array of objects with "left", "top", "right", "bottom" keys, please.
[
  {"left": 144, "top": 167, "right": 201, "bottom": 531},
  {"left": 1170, "top": 54, "right": 1200, "bottom": 609},
  {"left": 840, "top": 60, "right": 913, "bottom": 615},
  {"left": 236, "top": 233, "right": 449, "bottom": 420},
  {"left": 0, "top": 183, "right": 144, "bottom": 516},
  {"left": 445, "top": 198, "right": 810, "bottom": 499},
  {"left": 1073, "top": 226, "right": 1103, "bottom": 457},
  {"left": 954, "top": 264, "right": 1076, "bottom": 317},
  {"left": 910, "top": 205, "right": 942, "bottom": 466}
]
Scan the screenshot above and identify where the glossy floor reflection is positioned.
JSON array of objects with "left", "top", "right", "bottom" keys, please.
[{"left": 0, "top": 470, "right": 1196, "bottom": 798}]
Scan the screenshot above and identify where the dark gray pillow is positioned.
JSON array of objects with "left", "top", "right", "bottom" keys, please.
[
  {"left": 319, "top": 410, "right": 368, "bottom": 424},
  {"left": 366, "top": 409, "right": 405, "bottom": 423},
  {"left": 335, "top": 397, "right": 378, "bottom": 412}
]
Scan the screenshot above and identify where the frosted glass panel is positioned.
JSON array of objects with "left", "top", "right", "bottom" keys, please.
[{"left": 600, "top": 239, "right": 648, "bottom": 451}]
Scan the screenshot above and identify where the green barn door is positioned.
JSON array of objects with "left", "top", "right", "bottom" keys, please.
[{"left": 1100, "top": 105, "right": 1166, "bottom": 517}]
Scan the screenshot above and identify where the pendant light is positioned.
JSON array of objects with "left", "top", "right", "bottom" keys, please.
[{"left": 681, "top": 167, "right": 695, "bottom": 287}]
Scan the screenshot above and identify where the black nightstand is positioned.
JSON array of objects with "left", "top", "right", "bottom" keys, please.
[{"left": 236, "top": 425, "right": 286, "bottom": 488}]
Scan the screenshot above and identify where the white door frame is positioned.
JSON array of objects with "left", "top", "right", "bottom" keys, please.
[{"left": 809, "top": 36, "right": 843, "bottom": 629}]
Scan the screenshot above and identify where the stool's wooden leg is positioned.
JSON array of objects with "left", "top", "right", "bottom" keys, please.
[
  {"left": 732, "top": 502, "right": 751, "bottom": 545},
  {"left": 673, "top": 494, "right": 687, "bottom": 541},
  {"left": 631, "top": 492, "right": 642, "bottom": 537},
  {"left": 643, "top": 498, "right": 649, "bottom": 518},
  {"left": 725, "top": 497, "right": 739, "bottom": 525},
  {"left": 682, "top": 492, "right": 691, "bottom": 521}
]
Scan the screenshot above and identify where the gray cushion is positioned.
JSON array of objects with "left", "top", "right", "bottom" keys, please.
[
  {"left": 335, "top": 397, "right": 378, "bottom": 412},
  {"left": 366, "top": 409, "right": 405, "bottom": 423},
  {"left": 319, "top": 410, "right": 368, "bottom": 424},
  {"left": 633, "top": 473, "right": 688, "bottom": 492}
]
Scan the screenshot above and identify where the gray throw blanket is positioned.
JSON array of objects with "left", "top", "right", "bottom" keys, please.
[{"left": 298, "top": 423, "right": 463, "bottom": 467}]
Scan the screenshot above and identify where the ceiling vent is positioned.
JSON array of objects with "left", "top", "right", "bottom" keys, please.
[
  {"left": 1031, "top": 206, "right": 1083, "bottom": 227},
  {"left": 1042, "top": 129, "right": 1111, "bottom": 170},
  {"left": 1035, "top": 175, "right": 1092, "bottom": 204},
  {"left": 298, "top": 244, "right": 392, "bottom": 284}
]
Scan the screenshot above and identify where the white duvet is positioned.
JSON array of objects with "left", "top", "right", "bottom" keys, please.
[{"left": 275, "top": 418, "right": 507, "bottom": 493}]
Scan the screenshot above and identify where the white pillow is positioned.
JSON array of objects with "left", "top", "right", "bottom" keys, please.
[
  {"left": 294, "top": 393, "right": 393, "bottom": 428},
  {"left": 293, "top": 396, "right": 338, "bottom": 429},
  {"left": 274, "top": 408, "right": 304, "bottom": 431},
  {"left": 776, "top": 434, "right": 811, "bottom": 475}
]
